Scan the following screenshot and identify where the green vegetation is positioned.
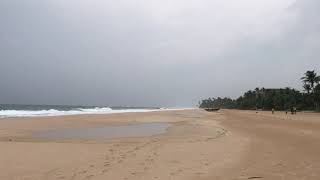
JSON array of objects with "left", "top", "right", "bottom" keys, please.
[{"left": 199, "top": 70, "right": 320, "bottom": 111}]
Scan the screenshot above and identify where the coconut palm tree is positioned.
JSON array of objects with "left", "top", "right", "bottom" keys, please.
[
  {"left": 301, "top": 70, "right": 320, "bottom": 91},
  {"left": 303, "top": 83, "right": 312, "bottom": 94},
  {"left": 314, "top": 84, "right": 320, "bottom": 111}
]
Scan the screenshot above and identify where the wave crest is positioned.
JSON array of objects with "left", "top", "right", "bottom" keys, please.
[{"left": 0, "top": 107, "right": 154, "bottom": 118}]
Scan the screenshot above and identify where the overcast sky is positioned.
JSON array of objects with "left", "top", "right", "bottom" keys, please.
[{"left": 0, "top": 0, "right": 319, "bottom": 107}]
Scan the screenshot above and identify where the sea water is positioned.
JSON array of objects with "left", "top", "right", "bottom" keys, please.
[
  {"left": 0, "top": 104, "right": 161, "bottom": 118},
  {"left": 0, "top": 104, "right": 192, "bottom": 118}
]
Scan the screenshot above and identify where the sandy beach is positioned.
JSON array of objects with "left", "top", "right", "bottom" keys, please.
[{"left": 1, "top": 109, "right": 320, "bottom": 180}]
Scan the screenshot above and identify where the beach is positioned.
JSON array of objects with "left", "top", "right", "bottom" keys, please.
[{"left": 1, "top": 109, "right": 320, "bottom": 180}]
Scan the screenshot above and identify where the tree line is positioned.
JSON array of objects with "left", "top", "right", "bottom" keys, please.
[{"left": 199, "top": 70, "right": 320, "bottom": 111}]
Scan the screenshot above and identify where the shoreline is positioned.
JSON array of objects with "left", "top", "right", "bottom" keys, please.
[
  {"left": 0, "top": 109, "right": 225, "bottom": 143},
  {"left": 0, "top": 107, "right": 197, "bottom": 119}
]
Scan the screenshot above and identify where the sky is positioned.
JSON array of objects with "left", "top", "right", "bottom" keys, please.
[{"left": 0, "top": 0, "right": 319, "bottom": 107}]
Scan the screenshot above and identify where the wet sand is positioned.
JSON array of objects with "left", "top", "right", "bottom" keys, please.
[{"left": 1, "top": 109, "right": 320, "bottom": 179}]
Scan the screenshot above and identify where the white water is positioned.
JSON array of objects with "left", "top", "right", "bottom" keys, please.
[{"left": 0, "top": 107, "right": 194, "bottom": 118}]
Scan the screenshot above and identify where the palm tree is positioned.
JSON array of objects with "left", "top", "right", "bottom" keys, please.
[
  {"left": 314, "top": 84, "right": 320, "bottom": 111},
  {"left": 303, "top": 83, "right": 312, "bottom": 94},
  {"left": 301, "top": 70, "right": 320, "bottom": 91}
]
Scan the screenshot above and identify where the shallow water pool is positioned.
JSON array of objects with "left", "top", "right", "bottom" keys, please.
[{"left": 35, "top": 122, "right": 171, "bottom": 140}]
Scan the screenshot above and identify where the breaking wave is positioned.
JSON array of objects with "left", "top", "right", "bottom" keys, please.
[{"left": 0, "top": 107, "right": 161, "bottom": 118}]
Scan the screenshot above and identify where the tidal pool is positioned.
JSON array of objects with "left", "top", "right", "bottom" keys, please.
[{"left": 35, "top": 122, "right": 171, "bottom": 140}]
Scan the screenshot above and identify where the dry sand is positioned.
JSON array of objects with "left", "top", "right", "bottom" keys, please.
[{"left": 0, "top": 109, "right": 320, "bottom": 180}]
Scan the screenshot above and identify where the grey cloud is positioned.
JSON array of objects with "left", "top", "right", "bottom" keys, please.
[{"left": 0, "top": 0, "right": 319, "bottom": 107}]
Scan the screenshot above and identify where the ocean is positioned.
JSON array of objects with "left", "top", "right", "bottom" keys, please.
[{"left": 0, "top": 104, "right": 163, "bottom": 118}]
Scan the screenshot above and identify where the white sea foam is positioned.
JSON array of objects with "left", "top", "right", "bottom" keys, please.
[{"left": 0, "top": 107, "right": 194, "bottom": 118}]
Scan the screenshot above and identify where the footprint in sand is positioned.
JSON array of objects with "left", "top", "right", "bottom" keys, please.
[
  {"left": 170, "top": 169, "right": 183, "bottom": 176},
  {"left": 248, "top": 177, "right": 263, "bottom": 179},
  {"left": 101, "top": 169, "right": 109, "bottom": 174},
  {"left": 152, "top": 139, "right": 159, "bottom": 143},
  {"left": 86, "top": 175, "right": 94, "bottom": 179},
  {"left": 104, "top": 162, "right": 110, "bottom": 167}
]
